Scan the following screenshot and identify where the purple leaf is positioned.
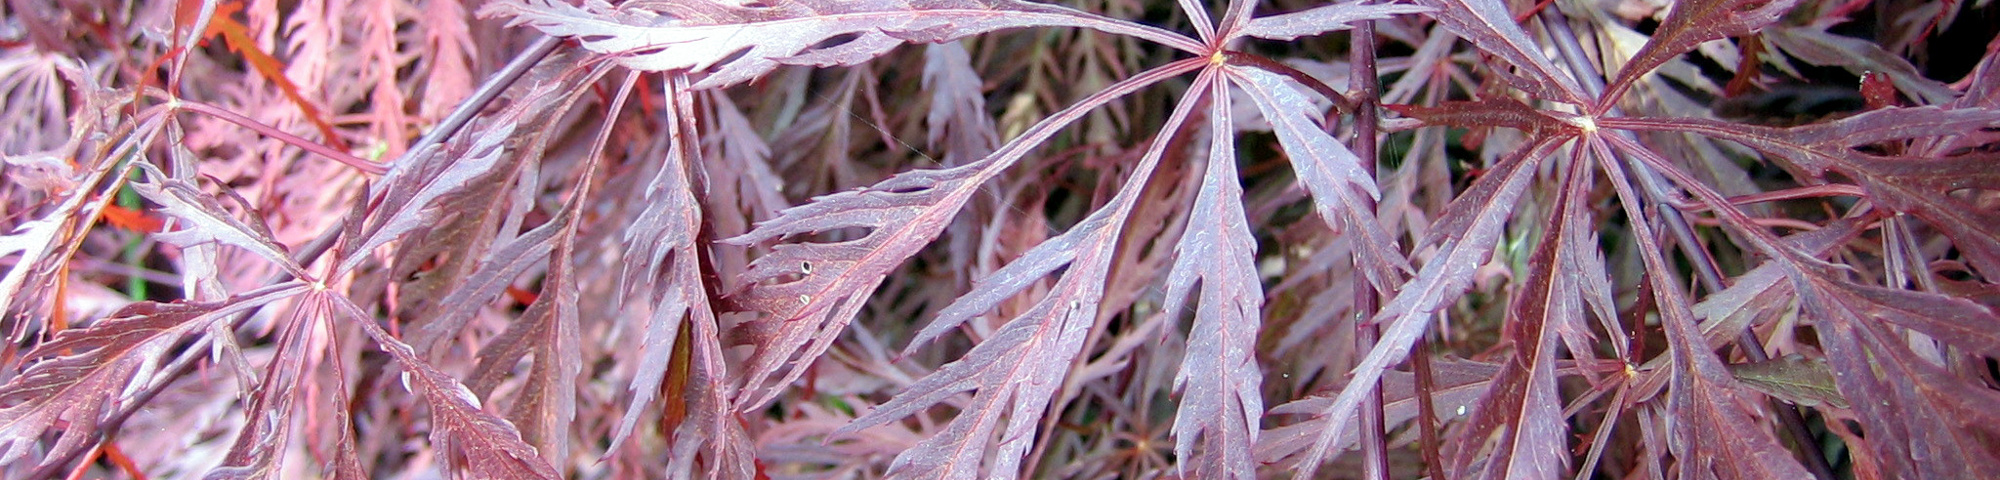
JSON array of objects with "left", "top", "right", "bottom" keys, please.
[
  {"left": 0, "top": 137, "right": 139, "bottom": 318},
  {"left": 1603, "top": 108, "right": 2000, "bottom": 274},
  {"left": 130, "top": 163, "right": 304, "bottom": 279},
  {"left": 723, "top": 58, "right": 1205, "bottom": 411},
  {"left": 1260, "top": 360, "right": 1502, "bottom": 464},
  {"left": 1826, "top": 280, "right": 2000, "bottom": 358},
  {"left": 1288, "top": 137, "right": 1556, "bottom": 478},
  {"left": 921, "top": 41, "right": 1002, "bottom": 291},
  {"left": 1163, "top": 74, "right": 1262, "bottom": 480},
  {"left": 922, "top": 41, "right": 1000, "bottom": 164},
  {"left": 1688, "top": 219, "right": 1870, "bottom": 353},
  {"left": 0, "top": 283, "right": 305, "bottom": 467},
  {"left": 206, "top": 292, "right": 338, "bottom": 479},
  {"left": 1847, "top": 171, "right": 2000, "bottom": 280},
  {"left": 1227, "top": 64, "right": 1408, "bottom": 291},
  {"left": 1236, "top": 2, "right": 1432, "bottom": 42},
  {"left": 1592, "top": 135, "right": 1815, "bottom": 480},
  {"left": 1764, "top": 26, "right": 1957, "bottom": 105},
  {"left": 1950, "top": 50, "right": 2000, "bottom": 109},
  {"left": 1602, "top": 107, "right": 2000, "bottom": 176},
  {"left": 1176, "top": 0, "right": 1218, "bottom": 42},
  {"left": 724, "top": 161, "right": 1002, "bottom": 410},
  {"left": 1387, "top": 97, "right": 1582, "bottom": 137},
  {"left": 702, "top": 92, "right": 790, "bottom": 220},
  {"left": 335, "top": 69, "right": 591, "bottom": 277},
  {"left": 614, "top": 76, "right": 755, "bottom": 478},
  {"left": 1857, "top": 151, "right": 2000, "bottom": 193},
  {"left": 484, "top": 0, "right": 1202, "bottom": 89},
  {"left": 465, "top": 206, "right": 582, "bottom": 466},
  {"left": 1813, "top": 297, "right": 2000, "bottom": 479},
  {"left": 410, "top": 211, "right": 562, "bottom": 354},
  {"left": 329, "top": 292, "right": 562, "bottom": 480},
  {"left": 1603, "top": 0, "right": 1804, "bottom": 105},
  {"left": 0, "top": 214, "right": 69, "bottom": 317},
  {"left": 1454, "top": 150, "right": 1600, "bottom": 479},
  {"left": 336, "top": 122, "right": 512, "bottom": 274},
  {"left": 1413, "top": 0, "right": 1589, "bottom": 104},
  {"left": 835, "top": 67, "right": 1217, "bottom": 480}
]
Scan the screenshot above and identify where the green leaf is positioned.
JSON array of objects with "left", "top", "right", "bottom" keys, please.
[{"left": 1728, "top": 354, "right": 1849, "bottom": 409}]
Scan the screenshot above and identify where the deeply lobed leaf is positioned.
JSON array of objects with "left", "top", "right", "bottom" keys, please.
[
  {"left": 486, "top": 0, "right": 1201, "bottom": 89},
  {"left": 1591, "top": 135, "right": 1816, "bottom": 480},
  {"left": 1603, "top": 0, "right": 1804, "bottom": 107},
  {"left": 1163, "top": 74, "right": 1262, "bottom": 480},
  {"left": 723, "top": 58, "right": 1205, "bottom": 412},
  {"left": 835, "top": 66, "right": 1216, "bottom": 480},
  {"left": 330, "top": 292, "right": 562, "bottom": 480},
  {"left": 1229, "top": 65, "right": 1408, "bottom": 291},
  {"left": 0, "top": 284, "right": 305, "bottom": 467},
  {"left": 1602, "top": 107, "right": 2000, "bottom": 275},
  {"left": 1236, "top": 3, "right": 1433, "bottom": 41},
  {"left": 1285, "top": 136, "right": 1557, "bottom": 478},
  {"left": 614, "top": 76, "right": 757, "bottom": 478},
  {"left": 1413, "top": 0, "right": 1588, "bottom": 104}
]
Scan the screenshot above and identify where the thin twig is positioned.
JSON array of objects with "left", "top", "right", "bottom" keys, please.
[
  {"left": 1350, "top": 19, "right": 1393, "bottom": 480},
  {"left": 1412, "top": 334, "right": 1447, "bottom": 480},
  {"left": 171, "top": 99, "right": 387, "bottom": 175}
]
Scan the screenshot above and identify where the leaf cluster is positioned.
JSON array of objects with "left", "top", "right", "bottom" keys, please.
[{"left": 2, "top": 0, "right": 1997, "bottom": 478}]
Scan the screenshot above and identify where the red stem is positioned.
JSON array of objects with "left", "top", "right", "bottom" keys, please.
[
  {"left": 1350, "top": 19, "right": 1393, "bottom": 480},
  {"left": 171, "top": 99, "right": 386, "bottom": 175}
]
